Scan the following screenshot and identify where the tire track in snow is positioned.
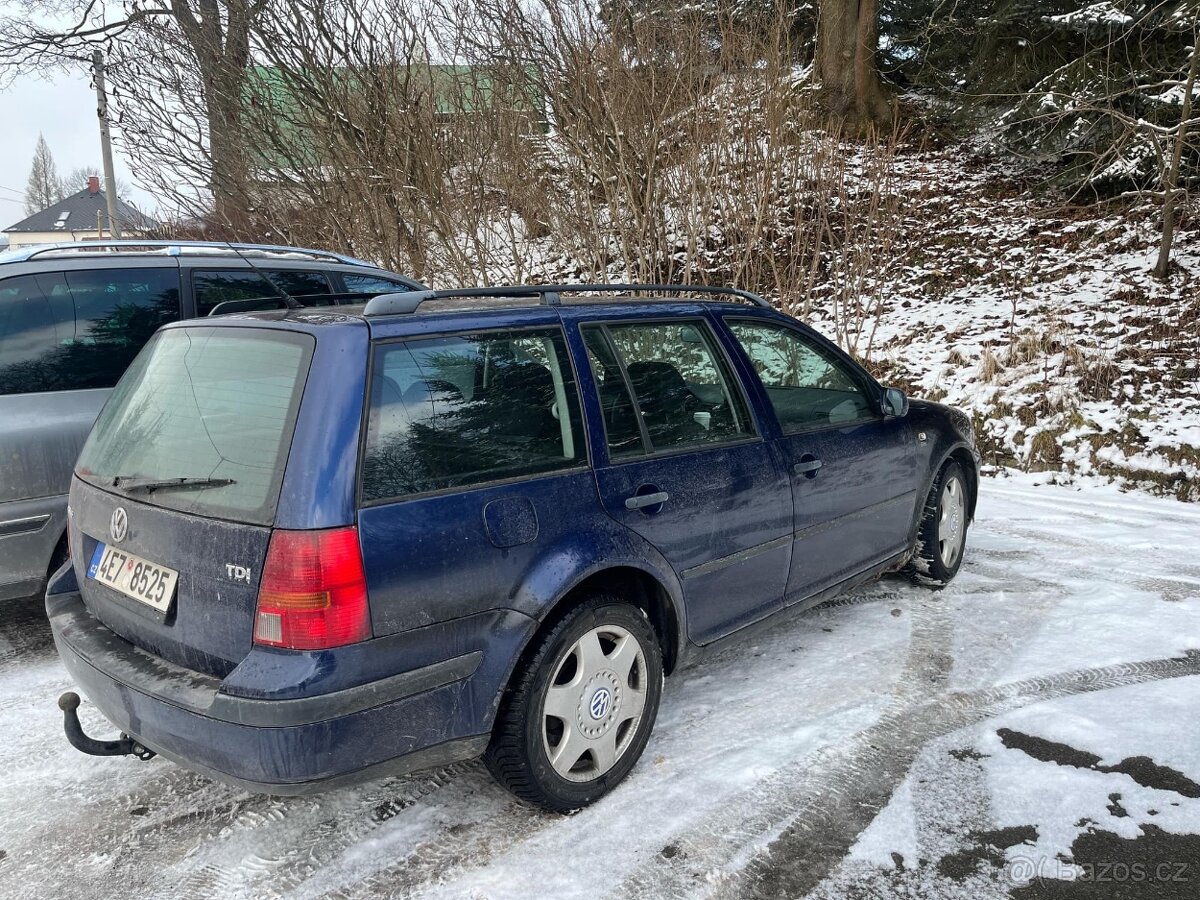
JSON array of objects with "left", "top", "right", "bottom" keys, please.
[
  {"left": 984, "top": 483, "right": 1200, "bottom": 527},
  {"left": 606, "top": 652, "right": 1200, "bottom": 900},
  {"left": 162, "top": 763, "right": 479, "bottom": 900},
  {"left": 0, "top": 596, "right": 55, "bottom": 675}
]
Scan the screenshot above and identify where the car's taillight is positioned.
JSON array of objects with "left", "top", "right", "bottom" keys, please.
[{"left": 253, "top": 526, "right": 372, "bottom": 650}]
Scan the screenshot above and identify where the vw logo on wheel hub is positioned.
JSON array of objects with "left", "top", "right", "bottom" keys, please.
[
  {"left": 589, "top": 687, "right": 611, "bottom": 720},
  {"left": 110, "top": 507, "right": 128, "bottom": 544}
]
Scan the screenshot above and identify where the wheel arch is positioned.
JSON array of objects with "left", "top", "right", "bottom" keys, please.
[
  {"left": 947, "top": 446, "right": 979, "bottom": 520},
  {"left": 513, "top": 560, "right": 685, "bottom": 678},
  {"left": 907, "top": 440, "right": 979, "bottom": 548}
]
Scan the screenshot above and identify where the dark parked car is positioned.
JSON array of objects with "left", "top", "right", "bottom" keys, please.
[
  {"left": 48, "top": 284, "right": 978, "bottom": 811},
  {"left": 0, "top": 240, "right": 423, "bottom": 605}
]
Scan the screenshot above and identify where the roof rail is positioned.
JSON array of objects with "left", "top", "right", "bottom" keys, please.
[
  {"left": 362, "top": 283, "right": 773, "bottom": 317},
  {"left": 3, "top": 240, "right": 382, "bottom": 269}
]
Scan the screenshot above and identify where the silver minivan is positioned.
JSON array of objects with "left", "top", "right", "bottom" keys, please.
[{"left": 0, "top": 240, "right": 422, "bottom": 603}]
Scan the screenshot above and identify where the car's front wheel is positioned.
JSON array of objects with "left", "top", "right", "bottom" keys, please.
[
  {"left": 485, "top": 594, "right": 663, "bottom": 812},
  {"left": 907, "top": 460, "right": 970, "bottom": 587}
]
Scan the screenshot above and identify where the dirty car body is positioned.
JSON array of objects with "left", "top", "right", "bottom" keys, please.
[{"left": 47, "top": 285, "right": 979, "bottom": 805}]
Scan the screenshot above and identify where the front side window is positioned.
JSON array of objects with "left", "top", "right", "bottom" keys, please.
[
  {"left": 362, "top": 329, "right": 585, "bottom": 501},
  {"left": 728, "top": 320, "right": 875, "bottom": 431},
  {"left": 584, "top": 321, "right": 752, "bottom": 455},
  {"left": 194, "top": 269, "right": 332, "bottom": 316}
]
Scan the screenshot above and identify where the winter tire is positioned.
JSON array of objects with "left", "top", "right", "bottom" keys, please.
[
  {"left": 484, "top": 594, "right": 663, "bottom": 812},
  {"left": 907, "top": 459, "right": 970, "bottom": 588}
]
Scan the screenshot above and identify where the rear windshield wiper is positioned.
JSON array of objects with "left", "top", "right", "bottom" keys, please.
[{"left": 113, "top": 475, "right": 237, "bottom": 494}]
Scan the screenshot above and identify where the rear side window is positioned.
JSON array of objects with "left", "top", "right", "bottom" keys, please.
[
  {"left": 582, "top": 321, "right": 753, "bottom": 455},
  {"left": 362, "top": 329, "right": 585, "bottom": 501},
  {"left": 194, "top": 269, "right": 331, "bottom": 316},
  {"left": 342, "top": 273, "right": 412, "bottom": 294},
  {"left": 77, "top": 327, "right": 314, "bottom": 525},
  {"left": 0, "top": 267, "right": 178, "bottom": 395},
  {"left": 0, "top": 273, "right": 69, "bottom": 395}
]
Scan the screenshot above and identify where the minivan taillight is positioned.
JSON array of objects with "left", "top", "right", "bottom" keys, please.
[{"left": 253, "top": 527, "right": 372, "bottom": 650}]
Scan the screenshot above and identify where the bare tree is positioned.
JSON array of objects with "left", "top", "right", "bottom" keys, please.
[
  {"left": 1, "top": 1, "right": 261, "bottom": 226},
  {"left": 24, "top": 133, "right": 64, "bottom": 214},
  {"left": 64, "top": 166, "right": 131, "bottom": 197},
  {"left": 1155, "top": 17, "right": 1200, "bottom": 279}
]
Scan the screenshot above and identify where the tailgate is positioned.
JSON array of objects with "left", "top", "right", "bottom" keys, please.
[
  {"left": 70, "top": 477, "right": 268, "bottom": 678},
  {"left": 67, "top": 324, "right": 319, "bottom": 678}
]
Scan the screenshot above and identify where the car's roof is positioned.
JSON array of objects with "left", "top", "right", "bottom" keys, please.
[{"left": 176, "top": 295, "right": 787, "bottom": 340}]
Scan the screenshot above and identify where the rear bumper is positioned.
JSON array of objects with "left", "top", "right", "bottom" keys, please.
[
  {"left": 48, "top": 582, "right": 532, "bottom": 794},
  {"left": 0, "top": 494, "right": 66, "bottom": 603}
]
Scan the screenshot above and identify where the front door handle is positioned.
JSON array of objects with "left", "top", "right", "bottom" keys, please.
[
  {"left": 625, "top": 491, "right": 669, "bottom": 510},
  {"left": 793, "top": 457, "right": 823, "bottom": 478}
]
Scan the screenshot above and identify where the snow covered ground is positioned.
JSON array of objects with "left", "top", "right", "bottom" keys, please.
[{"left": 0, "top": 473, "right": 1197, "bottom": 899}]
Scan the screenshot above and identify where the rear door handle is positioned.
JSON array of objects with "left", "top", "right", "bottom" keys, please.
[
  {"left": 625, "top": 491, "right": 669, "bottom": 510},
  {"left": 793, "top": 458, "right": 823, "bottom": 477}
]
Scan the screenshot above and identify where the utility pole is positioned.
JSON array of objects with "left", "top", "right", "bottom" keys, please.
[{"left": 92, "top": 48, "right": 122, "bottom": 239}]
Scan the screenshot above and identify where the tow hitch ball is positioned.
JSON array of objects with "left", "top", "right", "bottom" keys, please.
[{"left": 57, "top": 692, "right": 156, "bottom": 760}]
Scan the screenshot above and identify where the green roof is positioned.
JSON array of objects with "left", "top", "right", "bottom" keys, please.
[{"left": 246, "top": 63, "right": 547, "bottom": 168}]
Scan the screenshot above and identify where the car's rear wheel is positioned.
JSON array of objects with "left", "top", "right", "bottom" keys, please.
[
  {"left": 484, "top": 594, "right": 663, "bottom": 812},
  {"left": 907, "top": 460, "right": 969, "bottom": 587}
]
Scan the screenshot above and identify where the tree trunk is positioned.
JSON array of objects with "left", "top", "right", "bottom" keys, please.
[
  {"left": 205, "top": 79, "right": 251, "bottom": 229},
  {"left": 813, "top": 0, "right": 892, "bottom": 127},
  {"left": 1154, "top": 22, "right": 1199, "bottom": 280},
  {"left": 175, "top": 0, "right": 253, "bottom": 230}
]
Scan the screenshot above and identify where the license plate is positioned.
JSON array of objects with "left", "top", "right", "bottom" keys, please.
[{"left": 88, "top": 543, "right": 178, "bottom": 613}]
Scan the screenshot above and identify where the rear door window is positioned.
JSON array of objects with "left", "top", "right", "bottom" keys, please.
[
  {"left": 362, "top": 328, "right": 585, "bottom": 501},
  {"left": 194, "top": 269, "right": 332, "bottom": 316},
  {"left": 76, "top": 327, "right": 314, "bottom": 524},
  {"left": 581, "top": 326, "right": 644, "bottom": 457},
  {"left": 0, "top": 272, "right": 71, "bottom": 395},
  {"left": 583, "top": 321, "right": 753, "bottom": 455},
  {"left": 63, "top": 268, "right": 181, "bottom": 390}
]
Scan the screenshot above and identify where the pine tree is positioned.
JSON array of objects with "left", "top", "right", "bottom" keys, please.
[
  {"left": 24, "top": 134, "right": 65, "bottom": 215},
  {"left": 995, "top": 1, "right": 1200, "bottom": 195}
]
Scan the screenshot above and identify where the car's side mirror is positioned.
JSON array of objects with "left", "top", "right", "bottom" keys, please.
[{"left": 881, "top": 387, "right": 909, "bottom": 419}]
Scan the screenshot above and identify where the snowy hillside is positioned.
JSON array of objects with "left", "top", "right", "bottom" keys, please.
[{"left": 813, "top": 149, "right": 1200, "bottom": 501}]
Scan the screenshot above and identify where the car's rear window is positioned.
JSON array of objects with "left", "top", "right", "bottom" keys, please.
[
  {"left": 361, "top": 328, "right": 585, "bottom": 501},
  {"left": 76, "top": 326, "right": 314, "bottom": 524}
]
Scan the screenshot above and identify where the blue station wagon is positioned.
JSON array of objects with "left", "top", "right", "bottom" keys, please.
[{"left": 48, "top": 284, "right": 978, "bottom": 811}]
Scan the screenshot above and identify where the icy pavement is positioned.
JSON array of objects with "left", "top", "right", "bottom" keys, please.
[{"left": 0, "top": 474, "right": 1198, "bottom": 899}]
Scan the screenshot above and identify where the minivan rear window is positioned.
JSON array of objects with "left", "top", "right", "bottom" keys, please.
[
  {"left": 362, "top": 329, "right": 585, "bottom": 501},
  {"left": 76, "top": 326, "right": 314, "bottom": 525}
]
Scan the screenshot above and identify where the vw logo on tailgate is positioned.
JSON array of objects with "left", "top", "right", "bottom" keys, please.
[{"left": 110, "top": 507, "right": 128, "bottom": 544}]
